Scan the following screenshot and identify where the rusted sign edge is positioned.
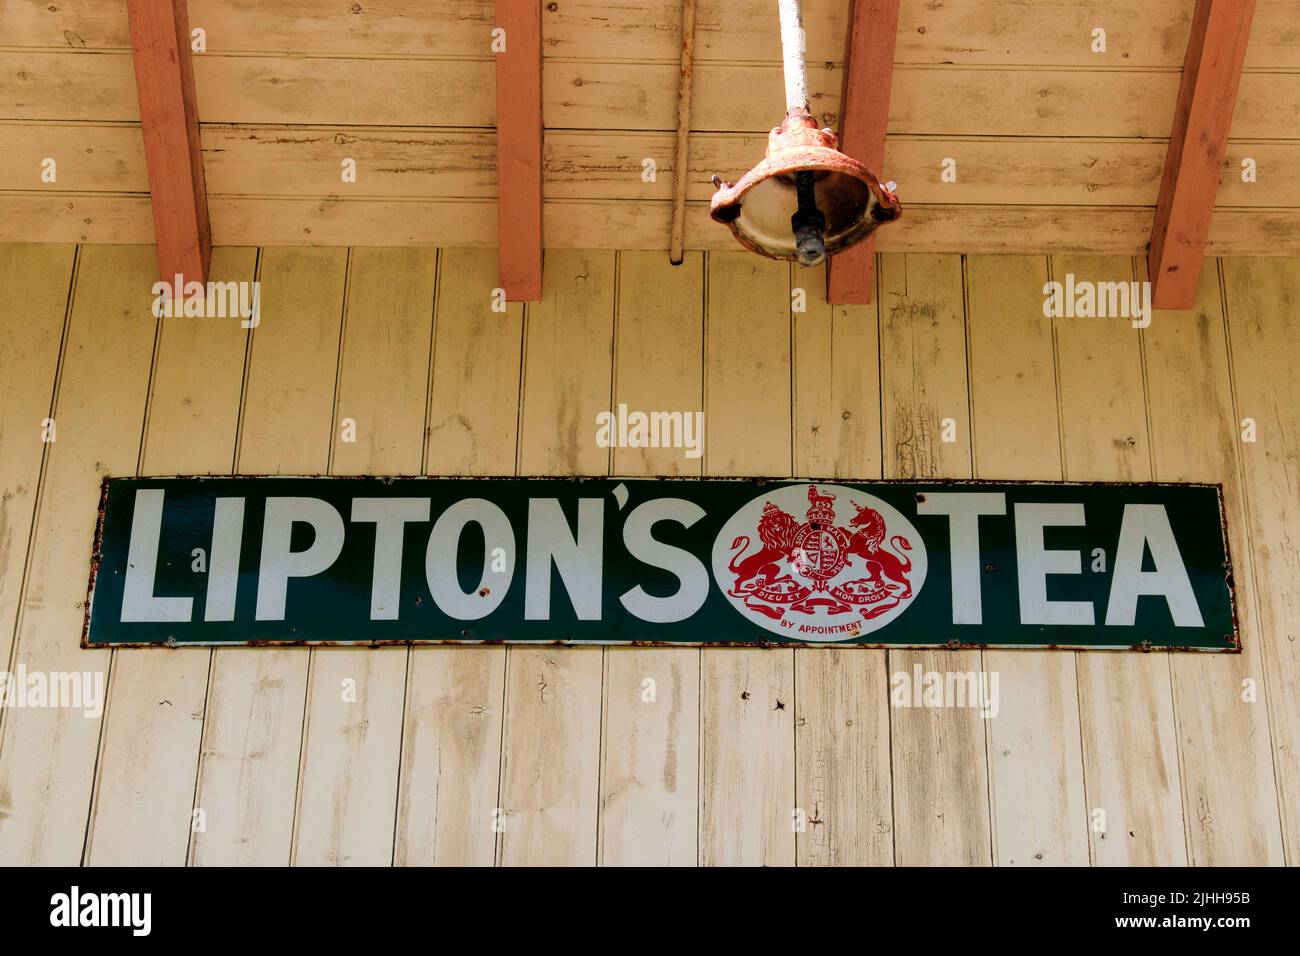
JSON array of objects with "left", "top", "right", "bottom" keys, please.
[
  {"left": 80, "top": 474, "right": 1240, "bottom": 653},
  {"left": 1215, "top": 482, "right": 1242, "bottom": 653},
  {"left": 80, "top": 476, "right": 112, "bottom": 653}
]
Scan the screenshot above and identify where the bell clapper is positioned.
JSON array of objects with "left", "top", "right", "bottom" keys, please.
[{"left": 791, "top": 170, "right": 827, "bottom": 266}]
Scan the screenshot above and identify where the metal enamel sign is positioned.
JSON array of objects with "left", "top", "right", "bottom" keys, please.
[{"left": 83, "top": 477, "right": 1238, "bottom": 650}]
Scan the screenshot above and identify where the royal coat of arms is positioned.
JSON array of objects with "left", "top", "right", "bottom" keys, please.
[{"left": 722, "top": 485, "right": 917, "bottom": 627}]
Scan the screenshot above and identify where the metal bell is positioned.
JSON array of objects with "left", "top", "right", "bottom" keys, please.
[{"left": 710, "top": 106, "right": 901, "bottom": 266}]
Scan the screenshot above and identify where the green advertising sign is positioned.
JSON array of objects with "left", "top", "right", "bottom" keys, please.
[{"left": 83, "top": 476, "right": 1237, "bottom": 650}]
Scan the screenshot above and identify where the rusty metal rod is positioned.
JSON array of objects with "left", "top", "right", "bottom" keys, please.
[{"left": 668, "top": 0, "right": 698, "bottom": 264}]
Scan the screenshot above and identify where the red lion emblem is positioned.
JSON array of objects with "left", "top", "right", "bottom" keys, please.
[
  {"left": 727, "top": 486, "right": 914, "bottom": 622},
  {"left": 727, "top": 502, "right": 802, "bottom": 619}
]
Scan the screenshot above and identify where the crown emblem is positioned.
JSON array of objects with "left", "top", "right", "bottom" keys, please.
[{"left": 805, "top": 485, "right": 836, "bottom": 528}]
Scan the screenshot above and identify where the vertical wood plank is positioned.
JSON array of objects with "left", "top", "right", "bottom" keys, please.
[
  {"left": 793, "top": 260, "right": 879, "bottom": 478},
  {"left": 700, "top": 251, "right": 795, "bottom": 866},
  {"left": 1222, "top": 257, "right": 1300, "bottom": 862},
  {"left": 495, "top": 0, "right": 543, "bottom": 300},
  {"left": 965, "top": 253, "right": 1090, "bottom": 866},
  {"left": 0, "top": 246, "right": 157, "bottom": 865},
  {"left": 85, "top": 246, "right": 256, "bottom": 865},
  {"left": 396, "top": 248, "right": 516, "bottom": 866},
  {"left": 515, "top": 249, "right": 615, "bottom": 478},
  {"left": 600, "top": 250, "right": 703, "bottom": 866},
  {"left": 609, "top": 252, "right": 704, "bottom": 482},
  {"left": 0, "top": 244, "right": 74, "bottom": 676},
  {"left": 1051, "top": 254, "right": 1187, "bottom": 866},
  {"left": 426, "top": 248, "right": 526, "bottom": 473},
  {"left": 699, "top": 648, "right": 795, "bottom": 867},
  {"left": 599, "top": 648, "right": 699, "bottom": 865},
  {"left": 497, "top": 249, "right": 613, "bottom": 866},
  {"left": 396, "top": 646, "right": 507, "bottom": 865},
  {"left": 791, "top": 259, "right": 892, "bottom": 866},
  {"left": 190, "top": 247, "right": 347, "bottom": 865},
  {"left": 878, "top": 252, "right": 992, "bottom": 866},
  {"left": 1142, "top": 258, "right": 1283, "bottom": 864},
  {"left": 705, "top": 253, "right": 792, "bottom": 479},
  {"left": 126, "top": 0, "right": 211, "bottom": 285},
  {"left": 498, "top": 646, "right": 603, "bottom": 866},
  {"left": 292, "top": 248, "right": 434, "bottom": 866}
]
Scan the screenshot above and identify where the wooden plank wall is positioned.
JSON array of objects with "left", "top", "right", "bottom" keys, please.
[
  {"left": 0, "top": 242, "right": 1295, "bottom": 866},
  {"left": 3, "top": 1, "right": 1300, "bottom": 252}
]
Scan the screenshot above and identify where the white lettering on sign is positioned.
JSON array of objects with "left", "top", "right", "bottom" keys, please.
[
  {"left": 525, "top": 498, "right": 603, "bottom": 620},
  {"left": 620, "top": 498, "right": 709, "bottom": 623},
  {"left": 112, "top": 487, "right": 1212, "bottom": 633},
  {"left": 256, "top": 498, "right": 345, "bottom": 620},
  {"left": 425, "top": 498, "right": 514, "bottom": 620},
  {"left": 1105, "top": 504, "right": 1204, "bottom": 627},
  {"left": 353, "top": 497, "right": 431, "bottom": 620},
  {"left": 204, "top": 496, "right": 244, "bottom": 621},
  {"left": 916, "top": 492, "right": 1006, "bottom": 625},
  {"left": 121, "top": 489, "right": 193, "bottom": 623},
  {"left": 1014, "top": 502, "right": 1094, "bottom": 626}
]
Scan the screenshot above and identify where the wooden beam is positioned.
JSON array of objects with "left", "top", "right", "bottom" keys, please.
[
  {"left": 126, "top": 0, "right": 210, "bottom": 287},
  {"left": 495, "top": 1, "right": 543, "bottom": 301},
  {"left": 668, "top": 0, "right": 698, "bottom": 265},
  {"left": 1149, "top": 0, "right": 1256, "bottom": 309},
  {"left": 827, "top": 0, "right": 900, "bottom": 305}
]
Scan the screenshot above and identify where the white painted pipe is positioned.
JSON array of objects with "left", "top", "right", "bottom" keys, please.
[{"left": 778, "top": 0, "right": 808, "bottom": 111}]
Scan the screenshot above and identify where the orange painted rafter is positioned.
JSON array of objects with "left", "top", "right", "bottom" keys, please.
[
  {"left": 495, "top": 1, "right": 543, "bottom": 301},
  {"left": 827, "top": 0, "right": 900, "bottom": 305},
  {"left": 126, "top": 0, "right": 210, "bottom": 287},
  {"left": 1149, "top": 0, "right": 1256, "bottom": 309}
]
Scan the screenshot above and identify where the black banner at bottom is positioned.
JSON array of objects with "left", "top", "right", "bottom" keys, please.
[{"left": 3, "top": 865, "right": 1290, "bottom": 942}]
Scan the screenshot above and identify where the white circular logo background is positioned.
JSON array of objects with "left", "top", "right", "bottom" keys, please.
[{"left": 711, "top": 483, "right": 927, "bottom": 641}]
